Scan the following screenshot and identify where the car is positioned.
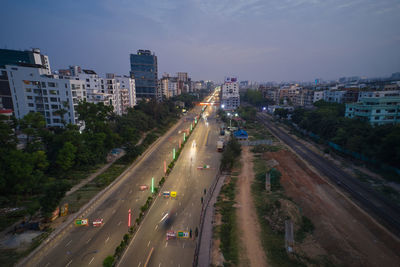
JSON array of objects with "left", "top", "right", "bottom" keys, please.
[{"left": 93, "top": 219, "right": 103, "bottom": 227}]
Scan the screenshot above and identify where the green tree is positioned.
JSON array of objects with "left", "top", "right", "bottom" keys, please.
[
  {"left": 19, "top": 112, "right": 46, "bottom": 152},
  {"left": 56, "top": 142, "right": 77, "bottom": 172}
]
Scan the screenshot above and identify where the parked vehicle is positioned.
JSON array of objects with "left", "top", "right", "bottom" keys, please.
[{"left": 217, "top": 141, "right": 224, "bottom": 152}]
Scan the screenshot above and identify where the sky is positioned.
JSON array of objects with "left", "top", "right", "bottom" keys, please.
[{"left": 1, "top": 0, "right": 400, "bottom": 82}]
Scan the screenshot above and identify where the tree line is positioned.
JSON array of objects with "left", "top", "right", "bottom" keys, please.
[
  {"left": 0, "top": 97, "right": 192, "bottom": 216},
  {"left": 275, "top": 101, "right": 400, "bottom": 169}
]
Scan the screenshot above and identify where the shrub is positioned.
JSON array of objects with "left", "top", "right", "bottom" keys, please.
[{"left": 103, "top": 255, "right": 114, "bottom": 267}]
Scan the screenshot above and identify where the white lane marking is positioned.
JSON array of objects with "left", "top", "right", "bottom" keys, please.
[
  {"left": 44, "top": 263, "right": 50, "bottom": 267},
  {"left": 138, "top": 262, "right": 141, "bottom": 267},
  {"left": 66, "top": 260, "right": 72, "bottom": 267},
  {"left": 166, "top": 201, "right": 169, "bottom": 205},
  {"left": 118, "top": 221, "right": 122, "bottom": 226},
  {"left": 86, "top": 238, "right": 91, "bottom": 244},
  {"left": 112, "top": 209, "right": 116, "bottom": 214},
  {"left": 155, "top": 225, "right": 158, "bottom": 230},
  {"left": 189, "top": 213, "right": 191, "bottom": 217},
  {"left": 147, "top": 240, "right": 150, "bottom": 247},
  {"left": 192, "top": 202, "right": 194, "bottom": 206},
  {"left": 159, "top": 213, "right": 169, "bottom": 223},
  {"left": 165, "top": 242, "right": 168, "bottom": 247},
  {"left": 105, "top": 237, "right": 110, "bottom": 243},
  {"left": 179, "top": 202, "right": 181, "bottom": 206},
  {"left": 183, "top": 243, "right": 185, "bottom": 248},
  {"left": 159, "top": 263, "right": 162, "bottom": 267},
  {"left": 89, "top": 257, "right": 94, "bottom": 265},
  {"left": 65, "top": 240, "right": 72, "bottom": 247},
  {"left": 129, "top": 189, "right": 132, "bottom": 194}
]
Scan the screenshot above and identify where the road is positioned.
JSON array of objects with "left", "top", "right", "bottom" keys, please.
[
  {"left": 256, "top": 112, "right": 400, "bottom": 238},
  {"left": 27, "top": 103, "right": 218, "bottom": 267},
  {"left": 117, "top": 105, "right": 221, "bottom": 267}
]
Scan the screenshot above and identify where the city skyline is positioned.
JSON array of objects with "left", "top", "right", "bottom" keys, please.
[{"left": 2, "top": 0, "right": 400, "bottom": 82}]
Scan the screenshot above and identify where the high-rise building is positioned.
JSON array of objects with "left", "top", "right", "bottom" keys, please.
[
  {"left": 0, "top": 48, "right": 50, "bottom": 110},
  {"left": 221, "top": 76, "right": 240, "bottom": 110},
  {"left": 130, "top": 49, "right": 158, "bottom": 100}
]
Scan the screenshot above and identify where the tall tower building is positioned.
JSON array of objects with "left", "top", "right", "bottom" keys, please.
[
  {"left": 0, "top": 48, "right": 50, "bottom": 111},
  {"left": 130, "top": 49, "right": 158, "bottom": 100}
]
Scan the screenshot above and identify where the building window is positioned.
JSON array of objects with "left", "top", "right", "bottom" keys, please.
[
  {"left": 51, "top": 104, "right": 59, "bottom": 109},
  {"left": 375, "top": 116, "right": 379, "bottom": 120},
  {"left": 48, "top": 82, "right": 56, "bottom": 87},
  {"left": 50, "top": 97, "right": 58, "bottom": 102},
  {"left": 26, "top": 88, "right": 32, "bottom": 92},
  {"left": 28, "top": 103, "right": 34, "bottom": 107},
  {"left": 27, "top": 96, "right": 33, "bottom": 100},
  {"left": 53, "top": 118, "right": 60, "bottom": 123},
  {"left": 49, "top": 90, "right": 58, "bottom": 95}
]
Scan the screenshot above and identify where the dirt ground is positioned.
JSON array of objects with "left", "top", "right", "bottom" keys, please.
[
  {"left": 266, "top": 149, "right": 400, "bottom": 267},
  {"left": 236, "top": 147, "right": 268, "bottom": 267}
]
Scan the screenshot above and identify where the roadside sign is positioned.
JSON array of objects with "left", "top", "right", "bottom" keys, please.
[
  {"left": 163, "top": 191, "right": 170, "bottom": 198},
  {"left": 166, "top": 230, "right": 176, "bottom": 240},
  {"left": 139, "top": 185, "right": 149, "bottom": 191},
  {"left": 75, "top": 219, "right": 89, "bottom": 226},
  {"left": 93, "top": 219, "right": 103, "bottom": 227},
  {"left": 177, "top": 231, "right": 189, "bottom": 238},
  {"left": 170, "top": 191, "right": 177, "bottom": 198}
]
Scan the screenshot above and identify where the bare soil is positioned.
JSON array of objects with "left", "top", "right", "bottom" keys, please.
[
  {"left": 265, "top": 149, "right": 400, "bottom": 267},
  {"left": 236, "top": 147, "right": 268, "bottom": 267}
]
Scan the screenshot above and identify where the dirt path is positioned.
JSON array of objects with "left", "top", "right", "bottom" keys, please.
[{"left": 236, "top": 146, "right": 268, "bottom": 267}]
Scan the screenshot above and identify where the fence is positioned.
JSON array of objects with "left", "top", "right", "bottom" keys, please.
[{"left": 192, "top": 170, "right": 225, "bottom": 266}]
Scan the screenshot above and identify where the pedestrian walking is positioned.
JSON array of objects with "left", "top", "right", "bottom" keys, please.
[
  {"left": 203, "top": 188, "right": 206, "bottom": 195},
  {"left": 201, "top": 196, "right": 203, "bottom": 204},
  {"left": 195, "top": 227, "right": 199, "bottom": 238}
]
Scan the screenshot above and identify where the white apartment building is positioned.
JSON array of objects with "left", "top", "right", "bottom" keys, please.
[
  {"left": 313, "top": 90, "right": 325, "bottom": 102},
  {"left": 324, "top": 90, "right": 346, "bottom": 103},
  {"left": 115, "top": 75, "right": 136, "bottom": 109},
  {"left": 6, "top": 65, "right": 85, "bottom": 127},
  {"left": 358, "top": 90, "right": 400, "bottom": 99},
  {"left": 221, "top": 77, "right": 240, "bottom": 110},
  {"left": 159, "top": 75, "right": 178, "bottom": 99}
]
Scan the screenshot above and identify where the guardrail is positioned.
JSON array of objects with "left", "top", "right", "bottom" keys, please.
[{"left": 192, "top": 170, "right": 227, "bottom": 266}]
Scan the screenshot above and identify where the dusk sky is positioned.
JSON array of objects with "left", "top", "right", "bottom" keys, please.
[{"left": 2, "top": 0, "right": 400, "bottom": 82}]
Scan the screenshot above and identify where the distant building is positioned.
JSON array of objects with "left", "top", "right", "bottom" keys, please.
[
  {"left": 221, "top": 77, "right": 240, "bottom": 110},
  {"left": 313, "top": 91, "right": 325, "bottom": 103},
  {"left": 324, "top": 90, "right": 346, "bottom": 103},
  {"left": 345, "top": 96, "right": 400, "bottom": 125},
  {"left": 130, "top": 49, "right": 158, "bottom": 100}
]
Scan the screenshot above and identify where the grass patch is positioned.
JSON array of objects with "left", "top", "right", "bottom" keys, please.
[
  {"left": 251, "top": 144, "right": 281, "bottom": 154},
  {"left": 61, "top": 162, "right": 129, "bottom": 213},
  {"left": 215, "top": 176, "right": 239, "bottom": 266},
  {"left": 252, "top": 158, "right": 307, "bottom": 267}
]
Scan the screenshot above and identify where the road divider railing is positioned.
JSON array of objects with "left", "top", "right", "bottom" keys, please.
[{"left": 105, "top": 107, "right": 207, "bottom": 267}]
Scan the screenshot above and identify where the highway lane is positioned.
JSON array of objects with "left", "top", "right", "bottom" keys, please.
[
  {"left": 118, "top": 106, "right": 222, "bottom": 267},
  {"left": 256, "top": 112, "right": 400, "bottom": 237},
  {"left": 32, "top": 107, "right": 204, "bottom": 267}
]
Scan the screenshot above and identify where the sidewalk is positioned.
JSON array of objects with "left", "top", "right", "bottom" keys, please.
[{"left": 198, "top": 174, "right": 226, "bottom": 267}]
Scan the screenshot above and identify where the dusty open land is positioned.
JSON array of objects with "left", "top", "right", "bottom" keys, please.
[
  {"left": 236, "top": 147, "right": 268, "bottom": 267},
  {"left": 265, "top": 149, "right": 400, "bottom": 267}
]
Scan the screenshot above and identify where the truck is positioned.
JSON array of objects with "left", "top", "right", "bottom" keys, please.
[{"left": 217, "top": 141, "right": 224, "bottom": 152}]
